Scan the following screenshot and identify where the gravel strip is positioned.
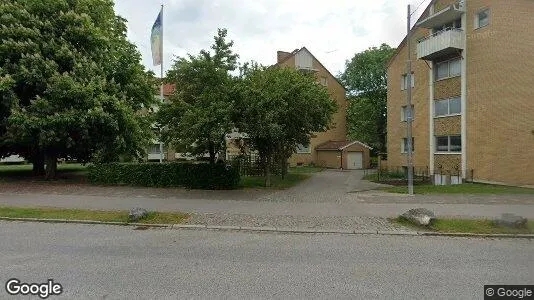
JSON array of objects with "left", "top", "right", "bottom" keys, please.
[{"left": 185, "top": 213, "right": 410, "bottom": 232}]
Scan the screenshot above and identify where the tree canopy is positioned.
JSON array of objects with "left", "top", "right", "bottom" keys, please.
[
  {"left": 0, "top": 0, "right": 155, "bottom": 178},
  {"left": 235, "top": 65, "right": 336, "bottom": 186},
  {"left": 340, "top": 43, "right": 395, "bottom": 153},
  {"left": 158, "top": 28, "right": 238, "bottom": 164}
]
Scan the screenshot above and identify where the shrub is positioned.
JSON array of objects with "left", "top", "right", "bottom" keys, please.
[{"left": 87, "top": 162, "right": 240, "bottom": 189}]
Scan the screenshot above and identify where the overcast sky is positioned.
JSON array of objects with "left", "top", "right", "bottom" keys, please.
[{"left": 114, "top": 0, "right": 431, "bottom": 77}]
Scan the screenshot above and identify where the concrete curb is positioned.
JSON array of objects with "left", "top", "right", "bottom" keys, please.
[{"left": 1, "top": 217, "right": 533, "bottom": 239}]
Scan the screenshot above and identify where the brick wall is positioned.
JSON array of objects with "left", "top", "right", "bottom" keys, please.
[{"left": 466, "top": 0, "right": 534, "bottom": 185}]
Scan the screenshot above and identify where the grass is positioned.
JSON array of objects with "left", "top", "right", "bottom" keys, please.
[
  {"left": 0, "top": 163, "right": 88, "bottom": 182},
  {"left": 240, "top": 173, "right": 311, "bottom": 189},
  {"left": 384, "top": 183, "right": 534, "bottom": 195},
  {"left": 239, "top": 165, "right": 321, "bottom": 189},
  {"left": 0, "top": 207, "right": 189, "bottom": 224},
  {"left": 288, "top": 166, "right": 324, "bottom": 173},
  {"left": 362, "top": 172, "right": 406, "bottom": 181},
  {"left": 393, "top": 217, "right": 534, "bottom": 234}
]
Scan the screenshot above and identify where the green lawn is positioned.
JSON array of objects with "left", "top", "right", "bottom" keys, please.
[
  {"left": 0, "top": 163, "right": 88, "bottom": 182},
  {"left": 239, "top": 165, "right": 321, "bottom": 189},
  {"left": 240, "top": 173, "right": 311, "bottom": 189},
  {"left": 394, "top": 217, "right": 534, "bottom": 234},
  {"left": 384, "top": 183, "right": 534, "bottom": 195},
  {"left": 0, "top": 207, "right": 189, "bottom": 224},
  {"left": 363, "top": 172, "right": 405, "bottom": 181},
  {"left": 288, "top": 166, "right": 324, "bottom": 173}
]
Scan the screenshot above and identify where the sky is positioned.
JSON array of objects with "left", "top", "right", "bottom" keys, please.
[{"left": 113, "top": 0, "right": 432, "bottom": 77}]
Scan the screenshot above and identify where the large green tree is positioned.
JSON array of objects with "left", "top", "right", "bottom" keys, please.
[
  {"left": 0, "top": 0, "right": 155, "bottom": 178},
  {"left": 235, "top": 65, "right": 336, "bottom": 186},
  {"left": 340, "top": 43, "right": 395, "bottom": 153},
  {"left": 158, "top": 28, "right": 238, "bottom": 164}
]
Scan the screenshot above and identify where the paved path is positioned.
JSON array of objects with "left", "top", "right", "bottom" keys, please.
[
  {"left": 0, "top": 170, "right": 533, "bottom": 229},
  {"left": 1, "top": 222, "right": 533, "bottom": 299}
]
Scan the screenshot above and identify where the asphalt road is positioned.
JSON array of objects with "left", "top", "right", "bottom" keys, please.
[{"left": 1, "top": 222, "right": 533, "bottom": 299}]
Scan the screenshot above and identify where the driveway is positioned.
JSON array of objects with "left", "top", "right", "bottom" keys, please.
[{"left": 0, "top": 170, "right": 533, "bottom": 225}]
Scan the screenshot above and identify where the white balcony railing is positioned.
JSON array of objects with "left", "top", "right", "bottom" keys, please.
[{"left": 417, "top": 28, "right": 465, "bottom": 60}]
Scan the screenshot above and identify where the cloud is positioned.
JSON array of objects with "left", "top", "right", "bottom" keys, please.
[{"left": 114, "top": 0, "right": 432, "bottom": 77}]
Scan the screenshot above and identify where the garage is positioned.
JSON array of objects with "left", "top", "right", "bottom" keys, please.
[
  {"left": 346, "top": 151, "right": 363, "bottom": 169},
  {"left": 315, "top": 140, "right": 372, "bottom": 170}
]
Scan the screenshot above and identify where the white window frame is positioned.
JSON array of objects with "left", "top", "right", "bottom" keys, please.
[
  {"left": 475, "top": 8, "right": 490, "bottom": 29},
  {"left": 296, "top": 143, "right": 311, "bottom": 154},
  {"left": 401, "top": 105, "right": 414, "bottom": 122},
  {"left": 434, "top": 97, "right": 461, "bottom": 118},
  {"left": 401, "top": 73, "right": 415, "bottom": 90},
  {"left": 149, "top": 143, "right": 161, "bottom": 154},
  {"left": 401, "top": 137, "right": 415, "bottom": 153},
  {"left": 435, "top": 135, "right": 462, "bottom": 153},
  {"left": 435, "top": 58, "right": 461, "bottom": 81},
  {"left": 319, "top": 76, "right": 328, "bottom": 87}
]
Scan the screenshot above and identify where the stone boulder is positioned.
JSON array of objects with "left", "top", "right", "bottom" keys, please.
[
  {"left": 128, "top": 208, "right": 149, "bottom": 222},
  {"left": 494, "top": 213, "right": 527, "bottom": 228},
  {"left": 400, "top": 208, "right": 436, "bottom": 226}
]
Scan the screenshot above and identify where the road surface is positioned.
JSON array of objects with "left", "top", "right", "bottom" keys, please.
[{"left": 1, "top": 221, "right": 533, "bottom": 299}]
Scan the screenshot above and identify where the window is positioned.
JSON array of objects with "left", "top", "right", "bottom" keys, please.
[
  {"left": 401, "top": 105, "right": 414, "bottom": 122},
  {"left": 449, "top": 59, "right": 461, "bottom": 77},
  {"left": 434, "top": 97, "right": 461, "bottom": 117},
  {"left": 435, "top": 58, "right": 461, "bottom": 80},
  {"left": 296, "top": 144, "right": 311, "bottom": 154},
  {"left": 435, "top": 136, "right": 461, "bottom": 152},
  {"left": 401, "top": 73, "right": 415, "bottom": 90},
  {"left": 449, "top": 97, "right": 461, "bottom": 114},
  {"left": 402, "top": 138, "right": 415, "bottom": 153},
  {"left": 149, "top": 143, "right": 161, "bottom": 154},
  {"left": 319, "top": 76, "right": 327, "bottom": 86},
  {"left": 476, "top": 9, "right": 490, "bottom": 29}
]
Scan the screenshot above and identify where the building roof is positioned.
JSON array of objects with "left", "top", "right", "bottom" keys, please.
[
  {"left": 316, "top": 140, "right": 373, "bottom": 151},
  {"left": 163, "top": 84, "right": 176, "bottom": 96},
  {"left": 275, "top": 47, "right": 348, "bottom": 92},
  {"left": 386, "top": 0, "right": 436, "bottom": 68}
]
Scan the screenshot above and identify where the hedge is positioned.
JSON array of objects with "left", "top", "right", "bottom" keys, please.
[{"left": 87, "top": 162, "right": 240, "bottom": 189}]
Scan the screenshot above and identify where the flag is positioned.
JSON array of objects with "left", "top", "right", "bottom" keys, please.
[{"left": 151, "top": 8, "right": 163, "bottom": 66}]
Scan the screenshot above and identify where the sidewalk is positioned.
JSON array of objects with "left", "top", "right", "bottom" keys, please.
[{"left": 1, "top": 192, "right": 533, "bottom": 219}]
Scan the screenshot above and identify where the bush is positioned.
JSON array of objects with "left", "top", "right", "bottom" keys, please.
[{"left": 87, "top": 162, "right": 240, "bottom": 189}]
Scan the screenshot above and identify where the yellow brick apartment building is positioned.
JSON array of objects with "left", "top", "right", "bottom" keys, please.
[{"left": 387, "top": 0, "right": 534, "bottom": 186}]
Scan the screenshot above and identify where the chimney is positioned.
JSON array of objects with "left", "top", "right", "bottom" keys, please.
[{"left": 277, "top": 51, "right": 291, "bottom": 63}]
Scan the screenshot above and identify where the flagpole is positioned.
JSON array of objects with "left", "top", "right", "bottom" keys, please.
[{"left": 159, "top": 4, "right": 164, "bottom": 163}]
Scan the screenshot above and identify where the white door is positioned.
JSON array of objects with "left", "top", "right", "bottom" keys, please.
[{"left": 346, "top": 152, "right": 363, "bottom": 169}]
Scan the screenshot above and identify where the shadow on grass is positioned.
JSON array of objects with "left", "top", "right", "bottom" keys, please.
[
  {"left": 0, "top": 163, "right": 88, "bottom": 183},
  {"left": 240, "top": 173, "right": 311, "bottom": 189}
]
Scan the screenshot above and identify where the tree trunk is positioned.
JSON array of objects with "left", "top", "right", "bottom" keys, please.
[
  {"left": 281, "top": 156, "right": 288, "bottom": 180},
  {"left": 208, "top": 142, "right": 216, "bottom": 165},
  {"left": 264, "top": 155, "right": 272, "bottom": 187},
  {"left": 44, "top": 154, "right": 57, "bottom": 180},
  {"left": 32, "top": 153, "right": 45, "bottom": 176}
]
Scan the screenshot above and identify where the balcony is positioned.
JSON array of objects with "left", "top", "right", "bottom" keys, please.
[
  {"left": 416, "top": 3, "right": 465, "bottom": 29},
  {"left": 417, "top": 28, "right": 465, "bottom": 60}
]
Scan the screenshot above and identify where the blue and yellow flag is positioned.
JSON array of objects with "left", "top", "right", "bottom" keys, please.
[{"left": 151, "top": 8, "right": 163, "bottom": 66}]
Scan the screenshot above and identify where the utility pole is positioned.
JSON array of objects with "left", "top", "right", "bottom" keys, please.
[
  {"left": 159, "top": 4, "right": 164, "bottom": 163},
  {"left": 406, "top": 4, "right": 414, "bottom": 195}
]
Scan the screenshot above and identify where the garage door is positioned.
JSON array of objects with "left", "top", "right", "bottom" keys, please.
[{"left": 346, "top": 152, "right": 363, "bottom": 169}]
